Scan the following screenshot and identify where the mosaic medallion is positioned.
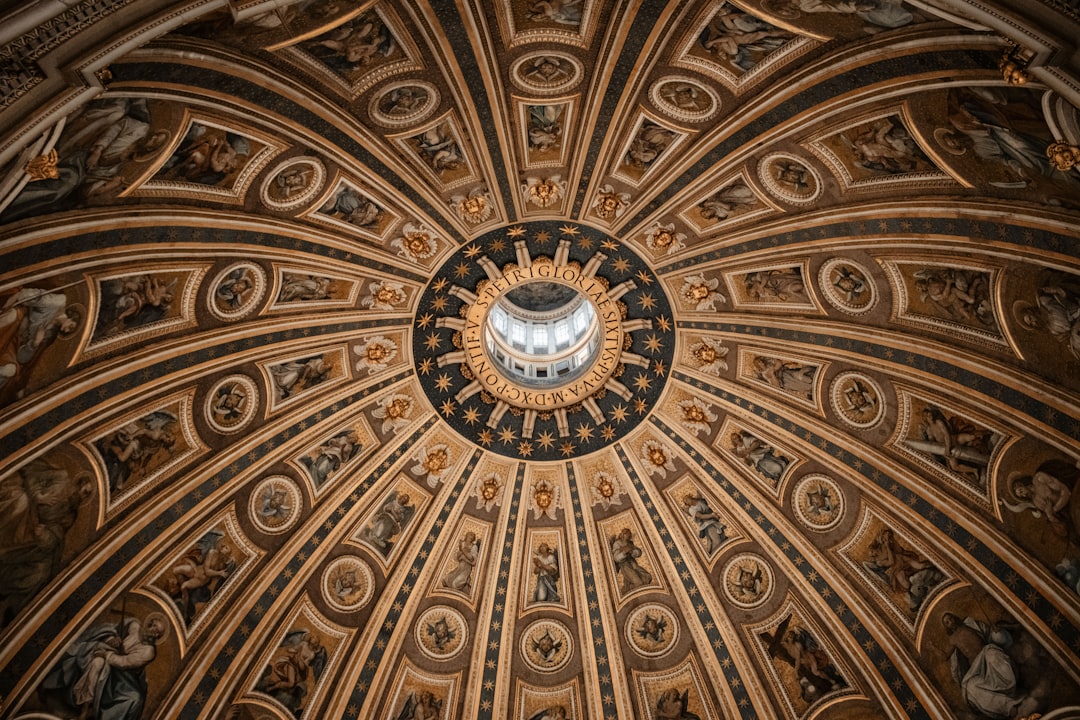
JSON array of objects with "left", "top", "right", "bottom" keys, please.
[
  {"left": 829, "top": 371, "right": 885, "bottom": 429},
  {"left": 369, "top": 81, "right": 440, "bottom": 128},
  {"left": 650, "top": 77, "right": 720, "bottom": 123},
  {"left": 260, "top": 156, "right": 326, "bottom": 211},
  {"left": 757, "top": 153, "right": 821, "bottom": 205},
  {"left": 792, "top": 474, "right": 845, "bottom": 531},
  {"left": 520, "top": 619, "right": 573, "bottom": 673},
  {"left": 248, "top": 476, "right": 302, "bottom": 534},
  {"left": 207, "top": 262, "right": 266, "bottom": 321},
  {"left": 722, "top": 553, "right": 774, "bottom": 608},
  {"left": 321, "top": 555, "right": 374, "bottom": 612},
  {"left": 415, "top": 606, "right": 468, "bottom": 660},
  {"left": 413, "top": 221, "right": 674, "bottom": 460},
  {"left": 204, "top": 374, "right": 259, "bottom": 434},
  {"left": 511, "top": 53, "right": 584, "bottom": 95},
  {"left": 626, "top": 603, "right": 679, "bottom": 657},
  {"left": 818, "top": 257, "right": 877, "bottom": 315}
]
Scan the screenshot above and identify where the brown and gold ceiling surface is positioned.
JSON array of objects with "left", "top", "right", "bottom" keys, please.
[{"left": 2, "top": 1, "right": 1080, "bottom": 719}]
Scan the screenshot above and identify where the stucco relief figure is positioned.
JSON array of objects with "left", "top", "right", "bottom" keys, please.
[
  {"left": 941, "top": 612, "right": 1054, "bottom": 719},
  {"left": 301, "top": 429, "right": 361, "bottom": 489},
  {"left": 278, "top": 274, "right": 334, "bottom": 303},
  {"left": 861, "top": 527, "right": 944, "bottom": 613},
  {"left": 1003, "top": 459, "right": 1080, "bottom": 540},
  {"left": 413, "top": 124, "right": 464, "bottom": 174},
  {"left": 270, "top": 355, "right": 333, "bottom": 400},
  {"left": 157, "top": 123, "right": 249, "bottom": 187},
  {"left": 842, "top": 117, "right": 930, "bottom": 175},
  {"left": 424, "top": 615, "right": 455, "bottom": 651},
  {"left": 831, "top": 264, "right": 868, "bottom": 304},
  {"left": 625, "top": 120, "right": 677, "bottom": 171},
  {"left": 94, "top": 274, "right": 176, "bottom": 341},
  {"left": 528, "top": 105, "right": 564, "bottom": 153},
  {"left": 256, "top": 629, "right": 328, "bottom": 717},
  {"left": 361, "top": 490, "right": 415, "bottom": 555},
  {"left": 687, "top": 337, "right": 729, "bottom": 374},
  {"left": 659, "top": 82, "right": 712, "bottom": 114},
  {"left": 523, "top": 55, "right": 573, "bottom": 85},
  {"left": 636, "top": 613, "right": 668, "bottom": 643},
  {"left": 532, "top": 542, "right": 561, "bottom": 602},
  {"left": 442, "top": 531, "right": 479, "bottom": 592},
  {"left": 680, "top": 492, "right": 727, "bottom": 554},
  {"left": 214, "top": 267, "right": 257, "bottom": 313},
  {"left": 611, "top": 528, "right": 652, "bottom": 592},
  {"left": 303, "top": 12, "right": 396, "bottom": 69},
  {"left": 39, "top": 612, "right": 169, "bottom": 720},
  {"left": 750, "top": 355, "right": 816, "bottom": 400},
  {"left": 95, "top": 410, "right": 178, "bottom": 493},
  {"left": 210, "top": 381, "right": 249, "bottom": 427},
  {"left": 255, "top": 480, "right": 294, "bottom": 529},
  {"left": 159, "top": 529, "right": 236, "bottom": 624},
  {"left": 766, "top": 0, "right": 913, "bottom": 29},
  {"left": 0, "top": 457, "right": 93, "bottom": 626},
  {"left": 1015, "top": 276, "right": 1080, "bottom": 361},
  {"left": 528, "top": 706, "right": 568, "bottom": 720},
  {"left": 2, "top": 97, "right": 169, "bottom": 221},
  {"left": 0, "top": 287, "right": 80, "bottom": 406},
  {"left": 319, "top": 186, "right": 383, "bottom": 229},
  {"left": 699, "top": 6, "right": 793, "bottom": 72},
  {"left": 395, "top": 691, "right": 442, "bottom": 720},
  {"left": 697, "top": 179, "right": 759, "bottom": 221},
  {"left": 379, "top": 86, "right": 429, "bottom": 118},
  {"left": 909, "top": 405, "right": 997, "bottom": 486},
  {"left": 764, "top": 616, "right": 847, "bottom": 705},
  {"left": 525, "top": 0, "right": 582, "bottom": 25},
  {"left": 655, "top": 688, "right": 701, "bottom": 720},
  {"left": 912, "top": 267, "right": 996, "bottom": 331},
  {"left": 742, "top": 267, "right": 807, "bottom": 303},
  {"left": 729, "top": 430, "right": 790, "bottom": 483}
]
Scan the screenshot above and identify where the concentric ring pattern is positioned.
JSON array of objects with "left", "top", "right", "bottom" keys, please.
[{"left": 1, "top": 2, "right": 1080, "bottom": 720}]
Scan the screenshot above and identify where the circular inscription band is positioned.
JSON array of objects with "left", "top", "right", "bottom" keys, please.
[{"left": 463, "top": 263, "right": 624, "bottom": 410}]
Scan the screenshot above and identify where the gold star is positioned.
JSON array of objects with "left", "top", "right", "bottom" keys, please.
[
  {"left": 633, "top": 373, "right": 652, "bottom": 392},
  {"left": 644, "top": 333, "right": 664, "bottom": 353},
  {"left": 601, "top": 425, "right": 616, "bottom": 440},
  {"left": 507, "top": 225, "right": 526, "bottom": 237},
  {"left": 498, "top": 426, "right": 517, "bottom": 444},
  {"left": 455, "top": 262, "right": 470, "bottom": 278},
  {"left": 463, "top": 406, "right": 480, "bottom": 425},
  {"left": 601, "top": 238, "right": 619, "bottom": 251},
  {"left": 478, "top": 429, "right": 494, "bottom": 446},
  {"left": 638, "top": 292, "right": 656, "bottom": 310},
  {"left": 518, "top": 441, "right": 533, "bottom": 457},
  {"left": 425, "top": 332, "right": 442, "bottom": 351},
  {"left": 489, "top": 238, "right": 506, "bottom": 252},
  {"left": 653, "top": 359, "right": 667, "bottom": 376},
  {"left": 655, "top": 315, "right": 672, "bottom": 332},
  {"left": 635, "top": 269, "right": 654, "bottom": 285},
  {"left": 416, "top": 312, "right": 434, "bottom": 329},
  {"left": 535, "top": 231, "right": 550, "bottom": 244},
  {"left": 560, "top": 225, "right": 579, "bottom": 235},
  {"left": 560, "top": 441, "right": 576, "bottom": 457},
  {"left": 432, "top": 277, "right": 449, "bottom": 292},
  {"left": 418, "top": 357, "right": 434, "bottom": 375},
  {"left": 612, "top": 257, "right": 630, "bottom": 273},
  {"left": 576, "top": 423, "right": 594, "bottom": 441},
  {"left": 432, "top": 295, "right": 448, "bottom": 311},
  {"left": 440, "top": 399, "right": 456, "bottom": 416},
  {"left": 611, "top": 404, "right": 629, "bottom": 423},
  {"left": 537, "top": 430, "right": 556, "bottom": 449},
  {"left": 464, "top": 244, "right": 482, "bottom": 258},
  {"left": 435, "top": 373, "right": 452, "bottom": 391},
  {"left": 577, "top": 236, "right": 593, "bottom": 249},
  {"left": 634, "top": 398, "right": 648, "bottom": 414}
]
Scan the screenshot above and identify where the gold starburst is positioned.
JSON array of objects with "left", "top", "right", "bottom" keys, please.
[
  {"left": 518, "top": 441, "right": 533, "bottom": 457},
  {"left": 478, "top": 429, "right": 494, "bottom": 446},
  {"left": 560, "top": 225, "right": 579, "bottom": 235},
  {"left": 601, "top": 425, "right": 616, "bottom": 440},
  {"left": 635, "top": 269, "right": 654, "bottom": 285},
  {"left": 432, "top": 277, "right": 449, "bottom": 292},
  {"left": 432, "top": 295, "right": 449, "bottom": 311},
  {"left": 440, "top": 399, "right": 456, "bottom": 416},
  {"left": 535, "top": 231, "right": 551, "bottom": 244},
  {"left": 577, "top": 236, "right": 593, "bottom": 249},
  {"left": 418, "top": 357, "right": 434, "bottom": 375},
  {"left": 425, "top": 332, "right": 442, "bottom": 351},
  {"left": 560, "top": 441, "right": 576, "bottom": 457},
  {"left": 653, "top": 359, "right": 667, "bottom": 376},
  {"left": 655, "top": 315, "right": 672, "bottom": 332},
  {"left": 601, "top": 238, "right": 619, "bottom": 251},
  {"left": 612, "top": 257, "right": 631, "bottom": 273},
  {"left": 638, "top": 292, "right": 656, "bottom": 310},
  {"left": 463, "top": 244, "right": 482, "bottom": 258},
  {"left": 455, "top": 262, "right": 471, "bottom": 278},
  {"left": 634, "top": 398, "right": 648, "bottom": 414},
  {"left": 537, "top": 430, "right": 556, "bottom": 449},
  {"left": 576, "top": 423, "right": 594, "bottom": 441},
  {"left": 644, "top": 333, "right": 664, "bottom": 353},
  {"left": 435, "top": 373, "right": 452, "bottom": 391},
  {"left": 507, "top": 226, "right": 526, "bottom": 237},
  {"left": 463, "top": 406, "right": 480, "bottom": 425},
  {"left": 498, "top": 426, "right": 517, "bottom": 444},
  {"left": 611, "top": 404, "right": 629, "bottom": 423},
  {"left": 633, "top": 373, "right": 652, "bottom": 392},
  {"left": 489, "top": 238, "right": 506, "bottom": 252},
  {"left": 416, "top": 312, "right": 434, "bottom": 329}
]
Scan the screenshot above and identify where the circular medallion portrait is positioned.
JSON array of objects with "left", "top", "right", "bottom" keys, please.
[
  {"left": 415, "top": 606, "right": 468, "bottom": 660},
  {"left": 520, "top": 619, "right": 573, "bottom": 673},
  {"left": 722, "top": 553, "right": 774, "bottom": 609},
  {"left": 322, "top": 555, "right": 375, "bottom": 612},
  {"left": 260, "top": 157, "right": 326, "bottom": 211},
  {"left": 626, "top": 603, "right": 679, "bottom": 657},
  {"left": 207, "top": 262, "right": 266, "bottom": 321},
  {"left": 792, "top": 474, "right": 845, "bottom": 532},
  {"left": 413, "top": 221, "right": 674, "bottom": 461},
  {"left": 829, "top": 371, "right": 885, "bottom": 429},
  {"left": 205, "top": 374, "right": 259, "bottom": 434},
  {"left": 650, "top": 77, "right": 719, "bottom": 123},
  {"left": 511, "top": 53, "right": 583, "bottom": 95},
  {"left": 757, "top": 153, "right": 822, "bottom": 205},
  {"left": 818, "top": 257, "right": 877, "bottom": 315},
  {"left": 249, "top": 475, "right": 302, "bottom": 534},
  {"left": 369, "top": 81, "right": 440, "bottom": 128}
]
